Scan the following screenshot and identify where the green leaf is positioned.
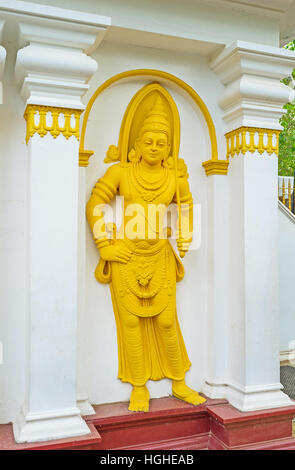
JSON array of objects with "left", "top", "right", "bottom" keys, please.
[
  {"left": 284, "top": 40, "right": 295, "bottom": 51},
  {"left": 281, "top": 76, "right": 292, "bottom": 87}
]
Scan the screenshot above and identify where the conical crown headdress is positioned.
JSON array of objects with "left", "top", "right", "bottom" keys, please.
[{"left": 138, "top": 94, "right": 171, "bottom": 141}]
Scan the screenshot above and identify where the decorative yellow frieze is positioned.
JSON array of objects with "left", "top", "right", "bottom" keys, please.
[
  {"left": 24, "top": 105, "right": 82, "bottom": 144},
  {"left": 226, "top": 127, "right": 280, "bottom": 159}
]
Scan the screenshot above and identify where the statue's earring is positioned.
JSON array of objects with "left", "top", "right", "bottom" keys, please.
[
  {"left": 128, "top": 143, "right": 141, "bottom": 162},
  {"left": 163, "top": 155, "right": 174, "bottom": 169}
]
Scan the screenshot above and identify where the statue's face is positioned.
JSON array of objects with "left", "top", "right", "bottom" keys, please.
[{"left": 138, "top": 131, "right": 170, "bottom": 166}]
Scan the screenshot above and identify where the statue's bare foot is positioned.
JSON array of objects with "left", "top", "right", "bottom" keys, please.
[
  {"left": 172, "top": 379, "right": 206, "bottom": 406},
  {"left": 128, "top": 385, "right": 150, "bottom": 412}
]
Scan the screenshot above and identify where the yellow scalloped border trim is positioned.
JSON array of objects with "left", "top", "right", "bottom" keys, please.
[{"left": 24, "top": 105, "right": 83, "bottom": 144}]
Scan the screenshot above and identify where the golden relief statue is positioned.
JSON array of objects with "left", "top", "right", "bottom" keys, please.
[{"left": 86, "top": 83, "right": 206, "bottom": 412}]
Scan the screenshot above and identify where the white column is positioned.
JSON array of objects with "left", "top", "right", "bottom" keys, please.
[
  {"left": 77, "top": 167, "right": 95, "bottom": 416},
  {"left": 203, "top": 174, "right": 230, "bottom": 396},
  {"left": 0, "top": 18, "right": 6, "bottom": 103},
  {"left": 12, "top": 7, "right": 110, "bottom": 443},
  {"left": 203, "top": 41, "right": 295, "bottom": 411}
]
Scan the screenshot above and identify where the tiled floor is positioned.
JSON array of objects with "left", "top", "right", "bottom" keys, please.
[
  {"left": 281, "top": 366, "right": 295, "bottom": 438},
  {"left": 280, "top": 366, "right": 295, "bottom": 400}
]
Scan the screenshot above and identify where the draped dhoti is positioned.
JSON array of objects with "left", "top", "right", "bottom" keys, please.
[{"left": 96, "top": 239, "right": 191, "bottom": 386}]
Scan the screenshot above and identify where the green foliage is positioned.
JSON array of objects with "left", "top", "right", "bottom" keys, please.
[
  {"left": 279, "top": 102, "right": 295, "bottom": 176},
  {"left": 279, "top": 41, "right": 295, "bottom": 176},
  {"left": 284, "top": 40, "right": 295, "bottom": 51}
]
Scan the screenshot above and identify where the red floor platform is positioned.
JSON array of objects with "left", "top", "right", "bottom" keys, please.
[{"left": 1, "top": 396, "right": 295, "bottom": 450}]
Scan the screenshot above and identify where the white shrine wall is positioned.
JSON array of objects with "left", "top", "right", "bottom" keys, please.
[
  {"left": 0, "top": 27, "right": 29, "bottom": 423},
  {"left": 26, "top": 0, "right": 280, "bottom": 48},
  {"left": 81, "top": 40, "right": 226, "bottom": 406},
  {"left": 0, "top": 0, "right": 292, "bottom": 426},
  {"left": 0, "top": 32, "right": 228, "bottom": 421}
]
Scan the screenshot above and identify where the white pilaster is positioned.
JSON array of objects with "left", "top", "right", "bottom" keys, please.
[
  {"left": 204, "top": 41, "right": 295, "bottom": 411},
  {"left": 211, "top": 40, "right": 295, "bottom": 132},
  {"left": 11, "top": 6, "right": 110, "bottom": 443},
  {"left": 204, "top": 175, "right": 230, "bottom": 395},
  {"left": 77, "top": 169, "right": 95, "bottom": 416},
  {"left": 14, "top": 17, "right": 108, "bottom": 109},
  {"left": 0, "top": 18, "right": 7, "bottom": 103}
]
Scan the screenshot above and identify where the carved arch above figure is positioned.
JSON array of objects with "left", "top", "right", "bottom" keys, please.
[{"left": 79, "top": 69, "right": 229, "bottom": 175}]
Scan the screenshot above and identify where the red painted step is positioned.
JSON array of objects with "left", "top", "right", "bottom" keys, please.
[
  {"left": 82, "top": 396, "right": 226, "bottom": 450},
  {"left": 1, "top": 396, "right": 295, "bottom": 450}
]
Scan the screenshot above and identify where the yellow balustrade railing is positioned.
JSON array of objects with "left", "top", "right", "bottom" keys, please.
[
  {"left": 226, "top": 127, "right": 280, "bottom": 159},
  {"left": 278, "top": 176, "right": 295, "bottom": 214}
]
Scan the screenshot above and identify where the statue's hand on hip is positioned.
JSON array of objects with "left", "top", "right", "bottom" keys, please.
[{"left": 99, "top": 243, "right": 132, "bottom": 264}]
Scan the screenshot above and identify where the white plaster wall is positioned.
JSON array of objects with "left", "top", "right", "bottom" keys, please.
[
  {"left": 0, "top": 0, "right": 284, "bottom": 422},
  {"left": 27, "top": 0, "right": 280, "bottom": 47},
  {"left": 279, "top": 207, "right": 295, "bottom": 352},
  {"left": 227, "top": 155, "right": 246, "bottom": 387},
  {"left": 227, "top": 153, "right": 280, "bottom": 390},
  {"left": 28, "top": 132, "right": 80, "bottom": 413},
  {"left": 0, "top": 32, "right": 28, "bottom": 423},
  {"left": 243, "top": 154, "right": 280, "bottom": 387},
  {"left": 81, "top": 40, "right": 226, "bottom": 405}
]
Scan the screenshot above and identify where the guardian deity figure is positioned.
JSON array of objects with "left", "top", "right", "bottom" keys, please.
[{"left": 86, "top": 83, "right": 206, "bottom": 412}]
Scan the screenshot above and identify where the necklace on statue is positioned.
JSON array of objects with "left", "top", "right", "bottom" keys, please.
[{"left": 130, "top": 162, "right": 170, "bottom": 202}]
